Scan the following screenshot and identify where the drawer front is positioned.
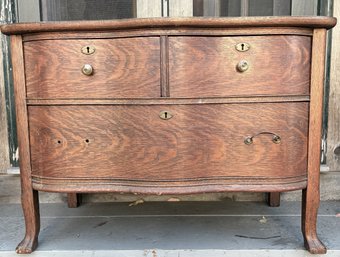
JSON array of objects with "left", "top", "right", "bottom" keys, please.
[
  {"left": 29, "top": 103, "right": 308, "bottom": 181},
  {"left": 24, "top": 37, "right": 160, "bottom": 99},
  {"left": 169, "top": 36, "right": 311, "bottom": 97}
]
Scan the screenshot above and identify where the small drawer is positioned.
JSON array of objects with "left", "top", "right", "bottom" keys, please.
[
  {"left": 29, "top": 102, "right": 308, "bottom": 182},
  {"left": 24, "top": 37, "right": 161, "bottom": 99},
  {"left": 169, "top": 36, "right": 311, "bottom": 97}
]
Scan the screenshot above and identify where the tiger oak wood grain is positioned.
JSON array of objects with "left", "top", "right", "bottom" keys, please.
[
  {"left": 169, "top": 36, "right": 311, "bottom": 97},
  {"left": 24, "top": 37, "right": 161, "bottom": 99},
  {"left": 1, "top": 17, "right": 336, "bottom": 254},
  {"left": 301, "top": 28, "right": 328, "bottom": 254},
  {"left": 21, "top": 28, "right": 314, "bottom": 42},
  {"left": 160, "top": 36, "right": 170, "bottom": 97},
  {"left": 28, "top": 103, "right": 308, "bottom": 181},
  {"left": 31, "top": 175, "right": 307, "bottom": 194},
  {"left": 10, "top": 35, "right": 40, "bottom": 254},
  {"left": 1, "top": 16, "right": 336, "bottom": 34},
  {"left": 25, "top": 95, "right": 310, "bottom": 105}
]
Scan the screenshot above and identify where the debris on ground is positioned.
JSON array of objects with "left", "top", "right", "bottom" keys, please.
[
  {"left": 129, "top": 199, "right": 145, "bottom": 206},
  {"left": 167, "top": 197, "right": 180, "bottom": 202},
  {"left": 259, "top": 216, "right": 267, "bottom": 224},
  {"left": 235, "top": 234, "right": 280, "bottom": 239}
]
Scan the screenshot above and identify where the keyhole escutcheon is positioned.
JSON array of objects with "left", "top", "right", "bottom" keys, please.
[
  {"left": 159, "top": 111, "right": 173, "bottom": 120},
  {"left": 236, "top": 42, "right": 250, "bottom": 52},
  {"left": 81, "top": 45, "right": 96, "bottom": 55}
]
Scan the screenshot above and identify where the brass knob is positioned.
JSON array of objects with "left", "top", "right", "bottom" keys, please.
[
  {"left": 81, "top": 64, "right": 93, "bottom": 76},
  {"left": 272, "top": 135, "right": 281, "bottom": 144},
  {"left": 236, "top": 60, "right": 249, "bottom": 72},
  {"left": 244, "top": 137, "right": 253, "bottom": 145}
]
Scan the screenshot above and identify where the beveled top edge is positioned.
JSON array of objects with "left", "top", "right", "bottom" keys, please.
[{"left": 1, "top": 16, "right": 337, "bottom": 35}]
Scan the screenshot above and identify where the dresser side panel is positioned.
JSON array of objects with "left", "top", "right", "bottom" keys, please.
[{"left": 10, "top": 35, "right": 32, "bottom": 179}]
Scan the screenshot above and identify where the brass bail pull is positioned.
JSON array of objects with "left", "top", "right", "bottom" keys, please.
[{"left": 244, "top": 132, "right": 281, "bottom": 145}]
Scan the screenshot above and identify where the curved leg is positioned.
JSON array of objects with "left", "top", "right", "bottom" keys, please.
[
  {"left": 301, "top": 188, "right": 326, "bottom": 254},
  {"left": 301, "top": 28, "right": 328, "bottom": 254},
  {"left": 10, "top": 34, "right": 41, "bottom": 254},
  {"left": 16, "top": 189, "right": 40, "bottom": 254}
]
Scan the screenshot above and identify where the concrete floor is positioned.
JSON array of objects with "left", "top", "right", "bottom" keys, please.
[{"left": 1, "top": 201, "right": 340, "bottom": 257}]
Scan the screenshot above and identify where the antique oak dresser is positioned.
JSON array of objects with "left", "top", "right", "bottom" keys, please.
[{"left": 1, "top": 17, "right": 336, "bottom": 254}]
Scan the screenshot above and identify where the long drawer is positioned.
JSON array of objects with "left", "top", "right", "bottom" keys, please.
[{"left": 28, "top": 102, "right": 308, "bottom": 182}]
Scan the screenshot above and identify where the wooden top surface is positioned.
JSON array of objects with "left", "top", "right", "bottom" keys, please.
[{"left": 1, "top": 16, "right": 337, "bottom": 35}]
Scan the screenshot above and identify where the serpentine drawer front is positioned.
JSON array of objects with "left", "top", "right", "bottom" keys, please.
[
  {"left": 1, "top": 17, "right": 336, "bottom": 254},
  {"left": 28, "top": 103, "right": 308, "bottom": 191}
]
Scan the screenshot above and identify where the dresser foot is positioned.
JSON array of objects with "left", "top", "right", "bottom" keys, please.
[
  {"left": 16, "top": 236, "right": 38, "bottom": 254},
  {"left": 304, "top": 236, "right": 327, "bottom": 254},
  {"left": 302, "top": 189, "right": 326, "bottom": 254},
  {"left": 67, "top": 193, "right": 82, "bottom": 208},
  {"left": 267, "top": 192, "right": 280, "bottom": 207}
]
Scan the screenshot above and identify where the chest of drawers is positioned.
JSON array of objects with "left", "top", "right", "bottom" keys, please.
[{"left": 1, "top": 17, "right": 336, "bottom": 254}]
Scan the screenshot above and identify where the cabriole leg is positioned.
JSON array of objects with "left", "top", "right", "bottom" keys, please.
[
  {"left": 301, "top": 188, "right": 326, "bottom": 254},
  {"left": 16, "top": 189, "right": 40, "bottom": 254},
  {"left": 10, "top": 34, "right": 41, "bottom": 254},
  {"left": 301, "top": 28, "right": 328, "bottom": 255}
]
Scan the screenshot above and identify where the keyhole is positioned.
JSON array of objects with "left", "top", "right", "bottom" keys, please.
[
  {"left": 86, "top": 46, "right": 90, "bottom": 54},
  {"left": 241, "top": 43, "right": 244, "bottom": 51},
  {"left": 160, "top": 110, "right": 172, "bottom": 120}
]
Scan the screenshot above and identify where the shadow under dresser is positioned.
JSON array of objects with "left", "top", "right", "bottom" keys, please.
[{"left": 0, "top": 16, "right": 336, "bottom": 254}]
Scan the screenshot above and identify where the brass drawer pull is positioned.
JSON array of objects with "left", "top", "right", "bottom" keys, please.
[
  {"left": 81, "top": 64, "right": 94, "bottom": 76},
  {"left": 244, "top": 132, "right": 281, "bottom": 145},
  {"left": 159, "top": 111, "right": 173, "bottom": 120},
  {"left": 236, "top": 60, "right": 249, "bottom": 72}
]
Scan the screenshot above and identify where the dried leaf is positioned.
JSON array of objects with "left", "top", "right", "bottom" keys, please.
[
  {"left": 129, "top": 199, "right": 144, "bottom": 206},
  {"left": 167, "top": 197, "right": 180, "bottom": 202},
  {"left": 259, "top": 216, "right": 267, "bottom": 224}
]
